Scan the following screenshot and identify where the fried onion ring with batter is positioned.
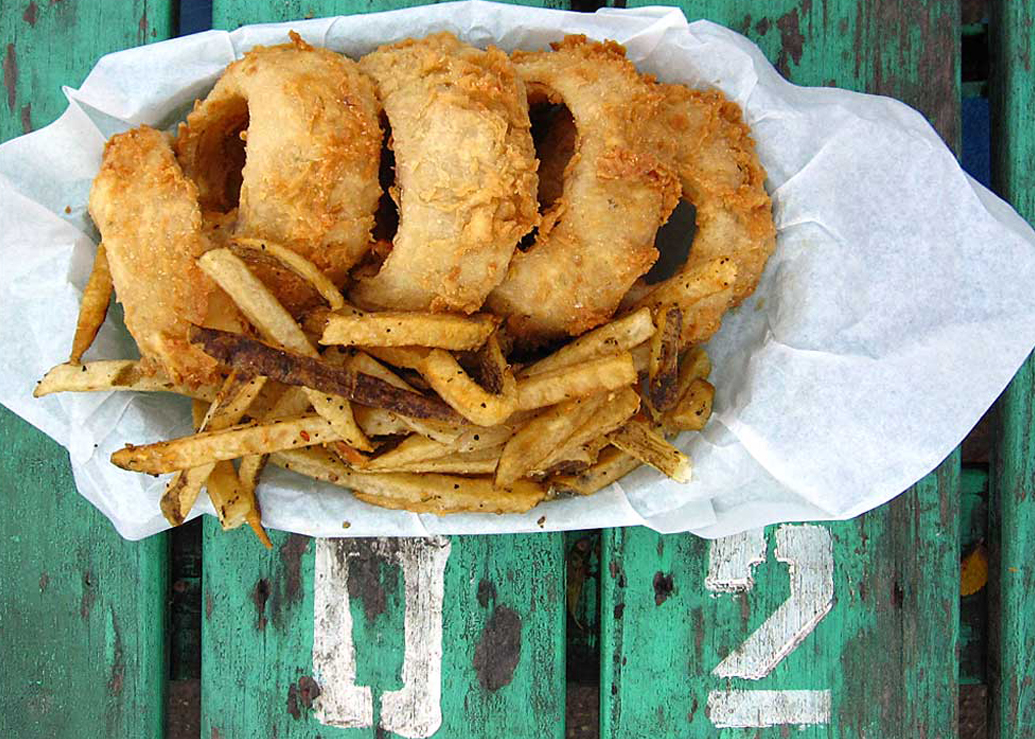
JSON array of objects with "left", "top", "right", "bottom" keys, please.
[
  {"left": 175, "top": 32, "right": 382, "bottom": 290},
  {"left": 628, "top": 85, "right": 776, "bottom": 346},
  {"left": 350, "top": 33, "right": 538, "bottom": 314},
  {"left": 486, "top": 36, "right": 681, "bottom": 343}
]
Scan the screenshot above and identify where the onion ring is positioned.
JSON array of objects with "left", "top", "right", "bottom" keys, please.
[
  {"left": 351, "top": 32, "right": 538, "bottom": 314},
  {"left": 630, "top": 85, "right": 776, "bottom": 345},
  {"left": 175, "top": 32, "right": 382, "bottom": 287},
  {"left": 88, "top": 127, "right": 231, "bottom": 385},
  {"left": 486, "top": 36, "right": 681, "bottom": 343}
]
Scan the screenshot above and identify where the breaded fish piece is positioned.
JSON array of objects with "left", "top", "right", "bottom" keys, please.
[
  {"left": 88, "top": 126, "right": 232, "bottom": 385},
  {"left": 487, "top": 36, "right": 681, "bottom": 343},
  {"left": 350, "top": 33, "right": 538, "bottom": 314},
  {"left": 175, "top": 33, "right": 382, "bottom": 287}
]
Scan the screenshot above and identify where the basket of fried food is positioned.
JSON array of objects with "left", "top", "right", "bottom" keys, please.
[{"left": 34, "top": 31, "right": 775, "bottom": 546}]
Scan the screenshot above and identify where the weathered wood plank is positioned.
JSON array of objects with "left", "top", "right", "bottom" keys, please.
[
  {"left": 211, "top": 0, "right": 568, "bottom": 31},
  {"left": 601, "top": 0, "right": 961, "bottom": 735},
  {"left": 201, "top": 523, "right": 565, "bottom": 738},
  {"left": 988, "top": 8, "right": 1035, "bottom": 734},
  {"left": 0, "top": 2, "right": 174, "bottom": 737},
  {"left": 601, "top": 455, "right": 960, "bottom": 738}
]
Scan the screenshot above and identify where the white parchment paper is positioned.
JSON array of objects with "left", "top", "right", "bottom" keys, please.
[{"left": 2, "top": 1, "right": 1034, "bottom": 540}]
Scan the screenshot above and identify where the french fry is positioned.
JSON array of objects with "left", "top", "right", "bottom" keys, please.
[
  {"left": 367, "top": 422, "right": 513, "bottom": 470},
  {"left": 370, "top": 444, "right": 504, "bottom": 475},
  {"left": 519, "top": 308, "right": 655, "bottom": 378},
  {"left": 198, "top": 248, "right": 372, "bottom": 450},
  {"left": 271, "top": 447, "right": 545, "bottom": 514},
  {"left": 190, "top": 326, "right": 462, "bottom": 423},
  {"left": 418, "top": 342, "right": 517, "bottom": 426},
  {"left": 231, "top": 237, "right": 346, "bottom": 310},
  {"left": 516, "top": 353, "right": 636, "bottom": 411},
  {"left": 159, "top": 371, "right": 266, "bottom": 526},
  {"left": 364, "top": 345, "right": 429, "bottom": 371},
  {"left": 633, "top": 257, "right": 737, "bottom": 345},
  {"left": 648, "top": 306, "right": 682, "bottom": 411},
  {"left": 607, "top": 419, "right": 691, "bottom": 483},
  {"left": 532, "top": 387, "right": 640, "bottom": 475},
  {"left": 34, "top": 360, "right": 217, "bottom": 401},
  {"left": 353, "top": 406, "right": 411, "bottom": 437},
  {"left": 549, "top": 446, "right": 641, "bottom": 496},
  {"left": 69, "top": 242, "right": 113, "bottom": 363},
  {"left": 676, "top": 347, "right": 711, "bottom": 395},
  {"left": 496, "top": 394, "right": 608, "bottom": 485},
  {"left": 320, "top": 311, "right": 498, "bottom": 350},
  {"left": 534, "top": 436, "right": 611, "bottom": 477},
  {"left": 664, "top": 378, "right": 715, "bottom": 432},
  {"left": 113, "top": 414, "right": 337, "bottom": 475}
]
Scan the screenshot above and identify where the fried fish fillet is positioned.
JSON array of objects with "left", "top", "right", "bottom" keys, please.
[
  {"left": 175, "top": 33, "right": 382, "bottom": 287},
  {"left": 88, "top": 126, "right": 240, "bottom": 385},
  {"left": 350, "top": 33, "right": 538, "bottom": 314}
]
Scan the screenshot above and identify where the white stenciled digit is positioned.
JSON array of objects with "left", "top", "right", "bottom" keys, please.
[
  {"left": 706, "top": 524, "right": 834, "bottom": 729},
  {"left": 706, "top": 528, "right": 767, "bottom": 593},
  {"left": 313, "top": 537, "right": 451, "bottom": 738}
]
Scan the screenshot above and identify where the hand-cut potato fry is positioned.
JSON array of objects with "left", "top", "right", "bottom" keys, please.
[
  {"left": 160, "top": 371, "right": 267, "bottom": 526},
  {"left": 198, "top": 249, "right": 372, "bottom": 450},
  {"left": 353, "top": 406, "right": 410, "bottom": 436},
  {"left": 363, "top": 345, "right": 430, "bottom": 371},
  {"left": 532, "top": 387, "right": 640, "bottom": 474},
  {"left": 271, "top": 447, "right": 545, "bottom": 514},
  {"left": 519, "top": 308, "right": 654, "bottom": 378},
  {"left": 631, "top": 343, "right": 649, "bottom": 375},
  {"left": 516, "top": 353, "right": 636, "bottom": 411},
  {"left": 676, "top": 346, "right": 711, "bottom": 394},
  {"left": 548, "top": 446, "right": 641, "bottom": 496},
  {"left": 664, "top": 378, "right": 715, "bottom": 432},
  {"left": 367, "top": 422, "right": 513, "bottom": 470},
  {"left": 191, "top": 326, "right": 461, "bottom": 424},
  {"left": 633, "top": 257, "right": 737, "bottom": 345},
  {"left": 371, "top": 444, "right": 504, "bottom": 475},
  {"left": 534, "top": 436, "right": 611, "bottom": 477},
  {"left": 113, "top": 414, "right": 337, "bottom": 474},
  {"left": 607, "top": 419, "right": 691, "bottom": 483},
  {"left": 206, "top": 460, "right": 244, "bottom": 526},
  {"left": 70, "top": 242, "right": 113, "bottom": 363},
  {"left": 419, "top": 344, "right": 517, "bottom": 426},
  {"left": 320, "top": 311, "right": 498, "bottom": 350},
  {"left": 34, "top": 360, "right": 217, "bottom": 401},
  {"left": 496, "top": 394, "right": 607, "bottom": 485},
  {"left": 648, "top": 306, "right": 682, "bottom": 411},
  {"left": 231, "top": 237, "right": 345, "bottom": 310}
]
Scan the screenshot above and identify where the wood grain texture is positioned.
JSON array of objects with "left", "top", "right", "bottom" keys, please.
[
  {"left": 988, "top": 7, "right": 1035, "bottom": 734},
  {"left": 600, "top": 1, "right": 962, "bottom": 735},
  {"left": 0, "top": 411, "right": 169, "bottom": 738},
  {"left": 201, "top": 523, "right": 565, "bottom": 738},
  {"left": 0, "top": 2, "right": 174, "bottom": 737},
  {"left": 210, "top": 0, "right": 567, "bottom": 31},
  {"left": 619, "top": 0, "right": 961, "bottom": 151},
  {"left": 601, "top": 455, "right": 960, "bottom": 738}
]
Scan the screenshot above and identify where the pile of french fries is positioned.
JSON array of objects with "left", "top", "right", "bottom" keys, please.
[{"left": 36, "top": 240, "right": 716, "bottom": 546}]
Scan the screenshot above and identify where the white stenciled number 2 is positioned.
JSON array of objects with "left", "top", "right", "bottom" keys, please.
[
  {"left": 312, "top": 537, "right": 451, "bottom": 738},
  {"left": 706, "top": 525, "right": 834, "bottom": 729}
]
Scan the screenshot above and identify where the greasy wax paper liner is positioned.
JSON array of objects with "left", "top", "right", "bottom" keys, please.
[{"left": 2, "top": 2, "right": 1034, "bottom": 540}]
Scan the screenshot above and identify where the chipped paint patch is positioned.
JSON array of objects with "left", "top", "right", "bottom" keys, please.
[
  {"left": 23, "top": 1, "right": 38, "bottom": 26},
  {"left": 473, "top": 606, "right": 522, "bottom": 691},
  {"left": 4, "top": 44, "right": 17, "bottom": 113},
  {"left": 707, "top": 689, "right": 831, "bottom": 728}
]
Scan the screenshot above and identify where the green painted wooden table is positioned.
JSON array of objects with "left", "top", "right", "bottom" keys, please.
[{"left": 1, "top": 1, "right": 1033, "bottom": 737}]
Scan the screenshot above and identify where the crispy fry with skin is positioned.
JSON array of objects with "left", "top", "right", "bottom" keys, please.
[
  {"left": 320, "top": 312, "right": 498, "bottom": 350},
  {"left": 607, "top": 419, "right": 691, "bottom": 483},
  {"left": 629, "top": 257, "right": 737, "bottom": 346},
  {"left": 418, "top": 342, "right": 518, "bottom": 426},
  {"left": 370, "top": 444, "right": 504, "bottom": 475},
  {"left": 548, "top": 446, "right": 640, "bottom": 496},
  {"left": 366, "top": 423, "right": 514, "bottom": 470},
  {"left": 230, "top": 237, "right": 345, "bottom": 310},
  {"left": 496, "top": 394, "right": 607, "bottom": 486},
  {"left": 34, "top": 360, "right": 217, "bottom": 401},
  {"left": 516, "top": 353, "right": 636, "bottom": 411},
  {"left": 648, "top": 306, "right": 682, "bottom": 411},
  {"left": 518, "top": 308, "right": 654, "bottom": 378},
  {"left": 190, "top": 326, "right": 461, "bottom": 422},
  {"left": 113, "top": 414, "right": 336, "bottom": 474},
  {"left": 533, "top": 387, "right": 640, "bottom": 474},
  {"left": 664, "top": 378, "right": 715, "bottom": 432},
  {"left": 197, "top": 248, "right": 371, "bottom": 449},
  {"left": 271, "top": 447, "right": 545, "bottom": 514},
  {"left": 70, "top": 242, "right": 113, "bottom": 363}
]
